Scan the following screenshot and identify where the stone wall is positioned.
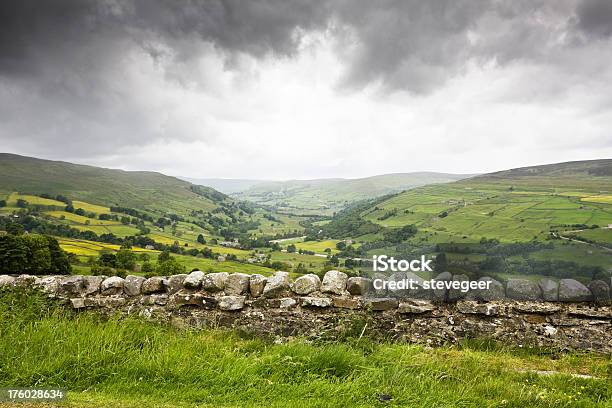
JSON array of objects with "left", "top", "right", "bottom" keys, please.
[{"left": 1, "top": 271, "right": 610, "bottom": 353}]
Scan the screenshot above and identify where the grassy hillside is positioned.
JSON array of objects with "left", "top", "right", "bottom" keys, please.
[
  {"left": 0, "top": 153, "right": 227, "bottom": 216},
  {"left": 319, "top": 160, "right": 612, "bottom": 278},
  {"left": 233, "top": 172, "right": 473, "bottom": 215}
]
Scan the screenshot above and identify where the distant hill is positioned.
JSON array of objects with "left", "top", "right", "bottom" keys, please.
[
  {"left": 229, "top": 172, "right": 474, "bottom": 215},
  {"left": 0, "top": 153, "right": 229, "bottom": 216},
  {"left": 321, "top": 159, "right": 612, "bottom": 245},
  {"left": 180, "top": 178, "right": 264, "bottom": 194}
]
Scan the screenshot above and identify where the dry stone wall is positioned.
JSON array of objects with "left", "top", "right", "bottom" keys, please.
[{"left": 1, "top": 271, "right": 611, "bottom": 353}]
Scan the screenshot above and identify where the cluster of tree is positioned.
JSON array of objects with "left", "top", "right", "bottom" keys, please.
[
  {"left": 109, "top": 206, "right": 154, "bottom": 222},
  {"left": 377, "top": 208, "right": 398, "bottom": 221},
  {"left": 0, "top": 232, "right": 71, "bottom": 275},
  {"left": 383, "top": 224, "right": 418, "bottom": 243},
  {"left": 0, "top": 200, "right": 6, "bottom": 207}
]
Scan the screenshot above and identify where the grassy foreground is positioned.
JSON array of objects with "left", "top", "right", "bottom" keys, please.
[{"left": 0, "top": 289, "right": 610, "bottom": 408}]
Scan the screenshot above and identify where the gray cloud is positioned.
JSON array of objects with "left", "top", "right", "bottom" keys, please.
[{"left": 0, "top": 0, "right": 611, "bottom": 177}]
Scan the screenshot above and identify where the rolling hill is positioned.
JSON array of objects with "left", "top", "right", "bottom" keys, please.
[
  {"left": 0, "top": 153, "right": 229, "bottom": 216},
  {"left": 228, "top": 172, "right": 474, "bottom": 215},
  {"left": 318, "top": 159, "right": 612, "bottom": 278}
]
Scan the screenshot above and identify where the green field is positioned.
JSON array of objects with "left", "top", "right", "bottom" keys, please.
[{"left": 0, "top": 289, "right": 609, "bottom": 408}]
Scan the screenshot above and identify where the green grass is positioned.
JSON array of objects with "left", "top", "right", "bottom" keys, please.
[{"left": 0, "top": 288, "right": 610, "bottom": 407}]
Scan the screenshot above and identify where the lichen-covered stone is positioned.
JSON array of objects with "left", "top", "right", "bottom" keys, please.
[
  {"left": 539, "top": 278, "right": 558, "bottom": 301},
  {"left": 101, "top": 276, "right": 124, "bottom": 295},
  {"left": 202, "top": 272, "right": 229, "bottom": 292},
  {"left": 292, "top": 274, "right": 321, "bottom": 295},
  {"left": 165, "top": 274, "right": 187, "bottom": 294},
  {"left": 225, "top": 273, "right": 250, "bottom": 295},
  {"left": 34, "top": 276, "right": 61, "bottom": 295},
  {"left": 365, "top": 297, "right": 398, "bottom": 311},
  {"left": 219, "top": 295, "right": 246, "bottom": 311},
  {"left": 447, "top": 274, "right": 470, "bottom": 302},
  {"left": 0, "top": 275, "right": 16, "bottom": 287},
  {"left": 332, "top": 297, "right": 361, "bottom": 309},
  {"left": 506, "top": 279, "right": 541, "bottom": 301},
  {"left": 432, "top": 272, "right": 452, "bottom": 302},
  {"left": 456, "top": 300, "right": 499, "bottom": 316},
  {"left": 263, "top": 272, "right": 290, "bottom": 298},
  {"left": 249, "top": 274, "right": 267, "bottom": 297},
  {"left": 183, "top": 271, "right": 205, "bottom": 289},
  {"left": 321, "top": 270, "right": 348, "bottom": 295},
  {"left": 142, "top": 277, "right": 165, "bottom": 294},
  {"left": 466, "top": 277, "right": 505, "bottom": 301},
  {"left": 59, "top": 276, "right": 85, "bottom": 296},
  {"left": 82, "top": 275, "right": 104, "bottom": 295},
  {"left": 588, "top": 280, "right": 610, "bottom": 305},
  {"left": 301, "top": 297, "right": 332, "bottom": 308},
  {"left": 559, "top": 279, "right": 592, "bottom": 302},
  {"left": 346, "top": 277, "right": 371, "bottom": 296},
  {"left": 124, "top": 275, "right": 145, "bottom": 296},
  {"left": 398, "top": 299, "right": 435, "bottom": 314}
]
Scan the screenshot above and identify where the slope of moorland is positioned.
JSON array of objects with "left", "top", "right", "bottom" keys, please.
[
  {"left": 231, "top": 172, "right": 473, "bottom": 215},
  {"left": 318, "top": 159, "right": 612, "bottom": 278},
  {"left": 0, "top": 153, "right": 228, "bottom": 216}
]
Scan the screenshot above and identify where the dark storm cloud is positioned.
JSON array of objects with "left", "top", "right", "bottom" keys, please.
[
  {"left": 0, "top": 0, "right": 611, "bottom": 168},
  {"left": 0, "top": 0, "right": 607, "bottom": 92}
]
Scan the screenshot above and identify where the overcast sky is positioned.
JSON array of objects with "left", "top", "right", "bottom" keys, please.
[{"left": 1, "top": 0, "right": 611, "bottom": 180}]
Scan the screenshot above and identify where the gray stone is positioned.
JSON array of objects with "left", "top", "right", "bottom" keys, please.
[
  {"left": 372, "top": 273, "right": 388, "bottom": 296},
  {"left": 34, "top": 276, "right": 61, "bottom": 294},
  {"left": 202, "top": 272, "right": 229, "bottom": 292},
  {"left": 279, "top": 298, "right": 297, "bottom": 309},
  {"left": 249, "top": 274, "right": 267, "bottom": 297},
  {"left": 466, "top": 277, "right": 505, "bottom": 301},
  {"left": 301, "top": 297, "right": 332, "bottom": 308},
  {"left": 588, "top": 280, "right": 610, "bottom": 305},
  {"left": 263, "top": 271, "right": 290, "bottom": 298},
  {"left": 321, "top": 270, "right": 348, "bottom": 295},
  {"left": 124, "top": 275, "right": 145, "bottom": 296},
  {"left": 142, "top": 277, "right": 165, "bottom": 294},
  {"left": 332, "top": 297, "right": 362, "bottom": 309},
  {"left": 365, "top": 297, "right": 398, "bottom": 311},
  {"left": 506, "top": 279, "right": 542, "bottom": 301},
  {"left": 219, "top": 295, "right": 245, "bottom": 311},
  {"left": 70, "top": 298, "right": 86, "bottom": 309},
  {"left": 165, "top": 274, "right": 187, "bottom": 294},
  {"left": 183, "top": 271, "right": 205, "bottom": 289},
  {"left": 82, "top": 275, "right": 104, "bottom": 295},
  {"left": 432, "top": 272, "right": 452, "bottom": 302},
  {"left": 559, "top": 279, "right": 592, "bottom": 302},
  {"left": 225, "top": 273, "right": 250, "bottom": 295},
  {"left": 292, "top": 274, "right": 321, "bottom": 295},
  {"left": 59, "top": 276, "right": 85, "bottom": 296},
  {"left": 100, "top": 276, "right": 124, "bottom": 295},
  {"left": 447, "top": 274, "right": 470, "bottom": 302},
  {"left": 0, "top": 275, "right": 16, "bottom": 287},
  {"left": 346, "top": 277, "right": 371, "bottom": 296},
  {"left": 15, "top": 275, "right": 36, "bottom": 286},
  {"left": 398, "top": 299, "right": 435, "bottom": 314},
  {"left": 539, "top": 278, "right": 559, "bottom": 301},
  {"left": 456, "top": 301, "right": 499, "bottom": 316}
]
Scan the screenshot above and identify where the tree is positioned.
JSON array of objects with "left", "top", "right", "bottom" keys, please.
[
  {"left": 0, "top": 200, "right": 6, "bottom": 208},
  {"left": 197, "top": 234, "right": 206, "bottom": 244},
  {"left": 141, "top": 262, "right": 154, "bottom": 274},
  {"left": 287, "top": 244, "right": 296, "bottom": 253},
  {"left": 155, "top": 258, "right": 186, "bottom": 276},
  {"left": 335, "top": 241, "right": 347, "bottom": 250},
  {"left": 116, "top": 248, "right": 137, "bottom": 271},
  {"left": 98, "top": 252, "right": 117, "bottom": 267},
  {"left": 0, "top": 234, "right": 70, "bottom": 275},
  {"left": 383, "top": 224, "right": 417, "bottom": 243},
  {"left": 6, "top": 222, "right": 24, "bottom": 235},
  {"left": 74, "top": 208, "right": 86, "bottom": 216},
  {"left": 65, "top": 204, "right": 74, "bottom": 213},
  {"left": 139, "top": 253, "right": 150, "bottom": 262},
  {"left": 158, "top": 250, "right": 171, "bottom": 263},
  {"left": 16, "top": 199, "right": 28, "bottom": 208}
]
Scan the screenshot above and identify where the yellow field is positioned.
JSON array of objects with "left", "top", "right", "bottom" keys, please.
[
  {"left": 58, "top": 238, "right": 157, "bottom": 256},
  {"left": 581, "top": 195, "right": 612, "bottom": 204},
  {"left": 7, "top": 193, "right": 64, "bottom": 207},
  {"left": 46, "top": 211, "right": 117, "bottom": 225},
  {"left": 72, "top": 200, "right": 110, "bottom": 214}
]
